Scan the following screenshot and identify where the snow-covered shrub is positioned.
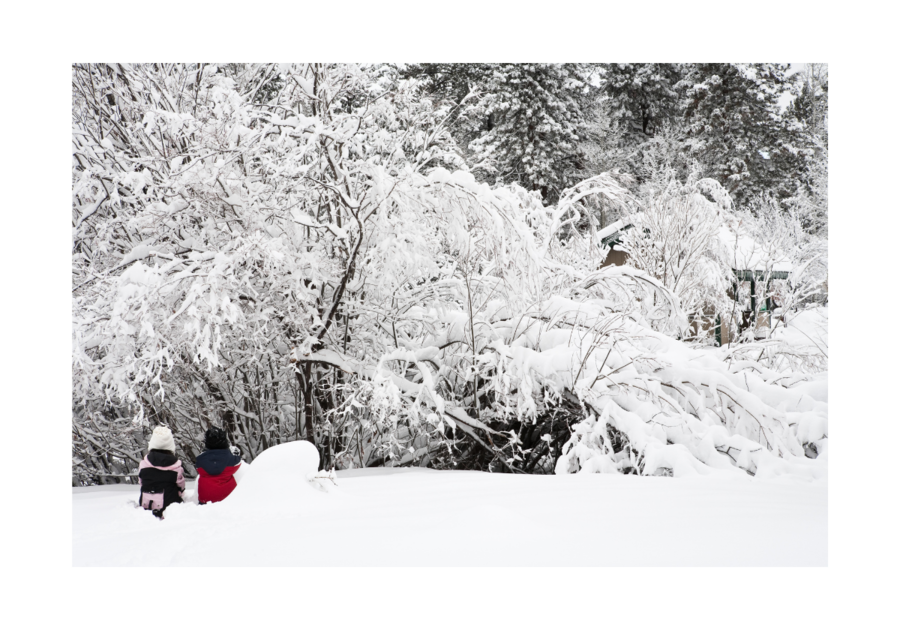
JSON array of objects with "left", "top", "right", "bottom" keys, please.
[
  {"left": 551, "top": 319, "right": 827, "bottom": 479},
  {"left": 72, "top": 63, "right": 468, "bottom": 478},
  {"left": 714, "top": 197, "right": 828, "bottom": 373},
  {"left": 618, "top": 176, "right": 734, "bottom": 339}
]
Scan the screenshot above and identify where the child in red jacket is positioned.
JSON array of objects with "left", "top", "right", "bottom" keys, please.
[
  {"left": 138, "top": 426, "right": 185, "bottom": 519},
  {"left": 195, "top": 427, "right": 242, "bottom": 504}
]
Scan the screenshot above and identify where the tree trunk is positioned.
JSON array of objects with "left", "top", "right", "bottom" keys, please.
[{"left": 303, "top": 362, "right": 315, "bottom": 446}]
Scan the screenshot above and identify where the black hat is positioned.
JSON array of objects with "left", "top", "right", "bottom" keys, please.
[{"left": 205, "top": 427, "right": 229, "bottom": 450}]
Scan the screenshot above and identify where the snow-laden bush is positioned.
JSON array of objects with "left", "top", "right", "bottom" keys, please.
[
  {"left": 72, "top": 63, "right": 469, "bottom": 478},
  {"left": 546, "top": 313, "right": 827, "bottom": 479},
  {"left": 713, "top": 195, "right": 828, "bottom": 373},
  {"left": 617, "top": 175, "right": 735, "bottom": 340}
]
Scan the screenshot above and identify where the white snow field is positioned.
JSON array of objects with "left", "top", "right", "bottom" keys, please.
[{"left": 73, "top": 441, "right": 826, "bottom": 566}]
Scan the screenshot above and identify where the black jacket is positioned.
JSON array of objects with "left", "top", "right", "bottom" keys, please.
[{"left": 138, "top": 449, "right": 185, "bottom": 511}]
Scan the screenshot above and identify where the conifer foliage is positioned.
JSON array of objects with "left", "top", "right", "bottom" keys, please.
[
  {"left": 408, "top": 63, "right": 601, "bottom": 203},
  {"left": 678, "top": 63, "right": 799, "bottom": 204},
  {"left": 603, "top": 63, "right": 683, "bottom": 143}
]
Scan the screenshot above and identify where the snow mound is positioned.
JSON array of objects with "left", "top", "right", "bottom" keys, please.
[
  {"left": 221, "top": 440, "right": 323, "bottom": 512},
  {"left": 253, "top": 439, "right": 320, "bottom": 474}
]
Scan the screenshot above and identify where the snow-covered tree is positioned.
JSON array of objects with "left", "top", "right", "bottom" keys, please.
[
  {"left": 618, "top": 175, "right": 734, "bottom": 338},
  {"left": 784, "top": 64, "right": 828, "bottom": 236},
  {"left": 470, "top": 63, "right": 601, "bottom": 202},
  {"left": 596, "top": 63, "right": 820, "bottom": 209},
  {"left": 72, "top": 63, "right": 469, "bottom": 479},
  {"left": 602, "top": 63, "right": 684, "bottom": 143},
  {"left": 678, "top": 63, "right": 801, "bottom": 205},
  {"left": 408, "top": 63, "right": 603, "bottom": 203}
]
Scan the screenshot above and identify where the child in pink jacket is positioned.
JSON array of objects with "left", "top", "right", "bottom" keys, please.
[{"left": 138, "top": 427, "right": 185, "bottom": 519}]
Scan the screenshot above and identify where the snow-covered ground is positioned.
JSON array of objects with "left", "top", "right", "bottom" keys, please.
[
  {"left": 73, "top": 308, "right": 831, "bottom": 567},
  {"left": 73, "top": 441, "right": 825, "bottom": 566}
]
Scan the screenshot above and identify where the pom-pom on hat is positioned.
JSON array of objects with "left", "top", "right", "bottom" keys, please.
[
  {"left": 205, "top": 427, "right": 229, "bottom": 450},
  {"left": 148, "top": 426, "right": 176, "bottom": 452}
]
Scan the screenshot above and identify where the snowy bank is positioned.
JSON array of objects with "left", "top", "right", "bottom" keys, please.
[{"left": 73, "top": 442, "right": 826, "bottom": 567}]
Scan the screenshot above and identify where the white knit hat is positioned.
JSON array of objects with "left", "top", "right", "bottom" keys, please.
[{"left": 148, "top": 426, "right": 176, "bottom": 452}]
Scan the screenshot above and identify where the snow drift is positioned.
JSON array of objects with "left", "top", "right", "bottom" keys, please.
[{"left": 206, "top": 441, "right": 340, "bottom": 517}]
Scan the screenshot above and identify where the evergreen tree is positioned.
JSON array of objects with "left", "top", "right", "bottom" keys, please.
[
  {"left": 677, "top": 63, "right": 798, "bottom": 205},
  {"left": 471, "top": 63, "right": 601, "bottom": 202},
  {"left": 401, "top": 63, "right": 492, "bottom": 116},
  {"left": 602, "top": 63, "right": 684, "bottom": 144},
  {"left": 783, "top": 64, "right": 828, "bottom": 235},
  {"left": 599, "top": 63, "right": 692, "bottom": 188},
  {"left": 784, "top": 63, "right": 828, "bottom": 186},
  {"left": 408, "top": 63, "right": 602, "bottom": 203}
]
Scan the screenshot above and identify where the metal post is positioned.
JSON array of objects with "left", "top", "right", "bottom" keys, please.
[{"left": 750, "top": 276, "right": 756, "bottom": 321}]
